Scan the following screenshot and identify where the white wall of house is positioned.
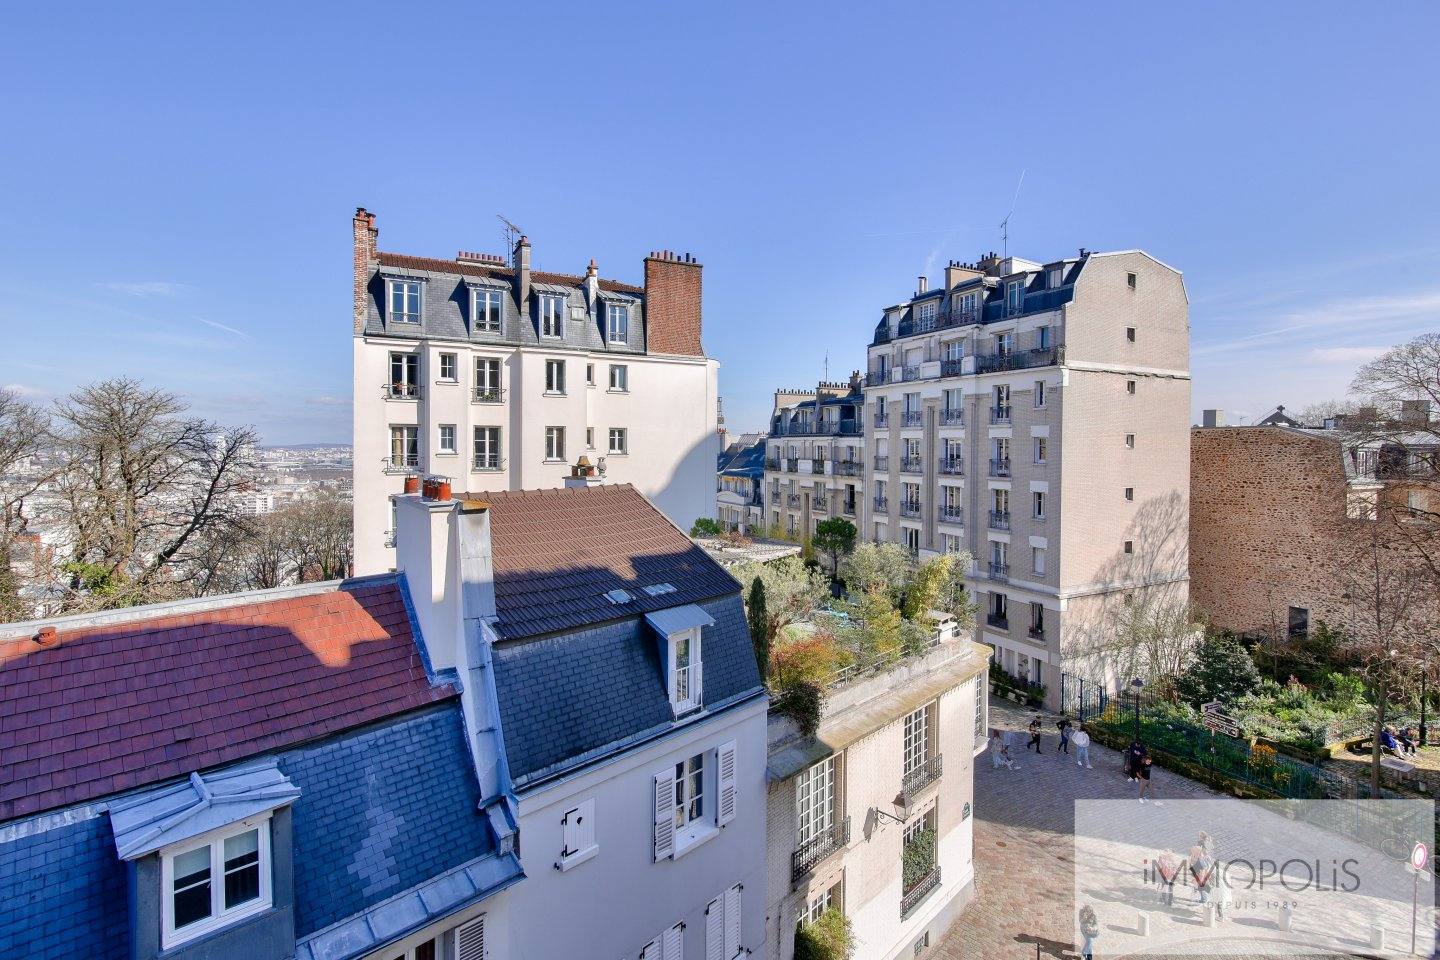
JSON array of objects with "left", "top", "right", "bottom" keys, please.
[
  {"left": 354, "top": 337, "right": 719, "bottom": 573},
  {"left": 503, "top": 698, "right": 769, "bottom": 960},
  {"left": 763, "top": 645, "right": 988, "bottom": 960}
]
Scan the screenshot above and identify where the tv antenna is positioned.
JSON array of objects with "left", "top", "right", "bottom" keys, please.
[
  {"left": 999, "top": 169, "right": 1026, "bottom": 258},
  {"left": 497, "top": 215, "right": 525, "bottom": 260}
]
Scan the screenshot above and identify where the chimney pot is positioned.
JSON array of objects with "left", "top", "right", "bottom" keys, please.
[
  {"left": 403, "top": 474, "right": 421, "bottom": 494},
  {"left": 917, "top": 276, "right": 928, "bottom": 293},
  {"left": 35, "top": 626, "right": 57, "bottom": 646}
]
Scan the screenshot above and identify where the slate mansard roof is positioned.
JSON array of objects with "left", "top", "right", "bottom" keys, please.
[
  {"left": 0, "top": 576, "right": 452, "bottom": 822},
  {"left": 362, "top": 250, "right": 650, "bottom": 355},
  {"left": 476, "top": 484, "right": 763, "bottom": 787}
]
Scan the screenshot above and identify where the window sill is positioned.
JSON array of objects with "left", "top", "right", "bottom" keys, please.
[
  {"left": 673, "top": 822, "right": 720, "bottom": 860},
  {"left": 435, "top": 379, "right": 459, "bottom": 385},
  {"left": 163, "top": 899, "right": 273, "bottom": 951},
  {"left": 556, "top": 844, "right": 598, "bottom": 873},
  {"left": 607, "top": 451, "right": 628, "bottom": 457},
  {"left": 436, "top": 452, "right": 458, "bottom": 458},
  {"left": 543, "top": 391, "right": 567, "bottom": 397},
  {"left": 542, "top": 458, "right": 567, "bottom": 464},
  {"left": 606, "top": 389, "right": 630, "bottom": 395}
]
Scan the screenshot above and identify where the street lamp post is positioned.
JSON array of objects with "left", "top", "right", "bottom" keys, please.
[{"left": 1130, "top": 678, "right": 1145, "bottom": 741}]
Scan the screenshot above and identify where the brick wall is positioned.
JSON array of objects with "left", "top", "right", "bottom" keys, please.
[
  {"left": 1190, "top": 427, "right": 1352, "bottom": 636},
  {"left": 644, "top": 251, "right": 703, "bottom": 356},
  {"left": 353, "top": 207, "right": 377, "bottom": 334}
]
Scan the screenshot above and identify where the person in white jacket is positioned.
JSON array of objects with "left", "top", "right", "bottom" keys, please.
[{"left": 1072, "top": 724, "right": 1093, "bottom": 768}]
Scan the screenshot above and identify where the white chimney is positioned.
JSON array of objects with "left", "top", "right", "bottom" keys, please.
[
  {"left": 917, "top": 275, "right": 928, "bottom": 294},
  {"left": 1202, "top": 409, "right": 1225, "bottom": 428}
]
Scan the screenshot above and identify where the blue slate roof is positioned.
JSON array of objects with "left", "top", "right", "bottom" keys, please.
[
  {"left": 491, "top": 594, "right": 762, "bottom": 788},
  {"left": 282, "top": 702, "right": 496, "bottom": 939},
  {"left": 0, "top": 701, "right": 507, "bottom": 960},
  {"left": 719, "top": 440, "right": 766, "bottom": 480}
]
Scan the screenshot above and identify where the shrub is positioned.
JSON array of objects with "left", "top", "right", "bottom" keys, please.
[
  {"left": 794, "top": 906, "right": 853, "bottom": 960},
  {"left": 690, "top": 517, "right": 722, "bottom": 537},
  {"left": 901, "top": 827, "right": 938, "bottom": 891},
  {"left": 775, "top": 681, "right": 824, "bottom": 737},
  {"left": 771, "top": 631, "right": 846, "bottom": 691},
  {"left": 1176, "top": 632, "right": 1261, "bottom": 707}
]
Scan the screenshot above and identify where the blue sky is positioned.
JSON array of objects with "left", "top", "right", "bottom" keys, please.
[{"left": 2, "top": 3, "right": 1437, "bottom": 443}]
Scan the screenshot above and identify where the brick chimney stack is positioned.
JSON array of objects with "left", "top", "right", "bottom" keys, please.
[
  {"left": 944, "top": 259, "right": 983, "bottom": 290},
  {"left": 515, "top": 235, "right": 532, "bottom": 311},
  {"left": 643, "top": 250, "right": 704, "bottom": 356},
  {"left": 353, "top": 207, "right": 377, "bottom": 334}
]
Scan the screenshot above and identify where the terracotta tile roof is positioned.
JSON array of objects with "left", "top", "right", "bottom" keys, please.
[
  {"left": 375, "top": 251, "right": 644, "bottom": 294},
  {"left": 474, "top": 484, "right": 740, "bottom": 641},
  {"left": 0, "top": 577, "right": 451, "bottom": 822}
]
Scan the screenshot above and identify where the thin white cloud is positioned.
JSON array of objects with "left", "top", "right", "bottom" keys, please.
[
  {"left": 1194, "top": 288, "right": 1440, "bottom": 357},
  {"left": 2, "top": 383, "right": 45, "bottom": 397},
  {"left": 194, "top": 316, "right": 249, "bottom": 339},
  {"left": 1310, "top": 346, "right": 1386, "bottom": 365},
  {"left": 98, "top": 281, "right": 191, "bottom": 298},
  {"left": 309, "top": 395, "right": 351, "bottom": 408}
]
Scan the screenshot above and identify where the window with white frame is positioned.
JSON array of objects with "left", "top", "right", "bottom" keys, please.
[
  {"left": 609, "top": 364, "right": 628, "bottom": 391},
  {"left": 675, "top": 752, "right": 704, "bottom": 833},
  {"left": 1006, "top": 280, "right": 1024, "bottom": 315},
  {"left": 799, "top": 880, "right": 841, "bottom": 927},
  {"left": 941, "top": 533, "right": 962, "bottom": 554},
  {"left": 540, "top": 294, "right": 565, "bottom": 337},
  {"left": 586, "top": 363, "right": 595, "bottom": 386},
  {"left": 438, "top": 352, "right": 457, "bottom": 382},
  {"left": 545, "top": 426, "right": 565, "bottom": 461},
  {"left": 609, "top": 428, "right": 628, "bottom": 454},
  {"left": 795, "top": 756, "right": 835, "bottom": 846},
  {"left": 161, "top": 818, "right": 270, "bottom": 948},
  {"left": 902, "top": 706, "right": 929, "bottom": 777},
  {"left": 1033, "top": 546, "right": 1047, "bottom": 575},
  {"left": 1034, "top": 437, "right": 1048, "bottom": 464},
  {"left": 607, "top": 302, "right": 630, "bottom": 343},
  {"left": 545, "top": 359, "right": 566, "bottom": 394},
  {"left": 389, "top": 353, "right": 420, "bottom": 399},
  {"left": 954, "top": 290, "right": 980, "bottom": 319},
  {"left": 916, "top": 300, "right": 937, "bottom": 323},
  {"left": 1033, "top": 491, "right": 1046, "bottom": 519},
  {"left": 473, "top": 426, "right": 501, "bottom": 470},
  {"left": 472, "top": 287, "right": 502, "bottom": 332},
  {"left": 388, "top": 279, "right": 420, "bottom": 324},
  {"left": 973, "top": 673, "right": 986, "bottom": 744},
  {"left": 474, "top": 357, "right": 501, "bottom": 401},
  {"left": 1034, "top": 379, "right": 1046, "bottom": 407},
  {"left": 1047, "top": 266, "right": 1063, "bottom": 289},
  {"left": 438, "top": 424, "right": 456, "bottom": 455},
  {"left": 389, "top": 426, "right": 418, "bottom": 469},
  {"left": 903, "top": 526, "right": 919, "bottom": 554},
  {"left": 671, "top": 629, "right": 698, "bottom": 709}
]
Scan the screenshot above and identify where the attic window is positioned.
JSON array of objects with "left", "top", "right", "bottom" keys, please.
[
  {"left": 643, "top": 583, "right": 677, "bottom": 597},
  {"left": 605, "top": 589, "right": 633, "bottom": 605},
  {"left": 1127, "top": 272, "right": 1138, "bottom": 290},
  {"left": 162, "top": 819, "right": 272, "bottom": 947}
]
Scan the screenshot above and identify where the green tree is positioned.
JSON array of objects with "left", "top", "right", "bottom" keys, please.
[
  {"left": 690, "top": 517, "right": 722, "bottom": 537},
  {"left": 734, "top": 557, "right": 828, "bottom": 641},
  {"left": 902, "top": 554, "right": 952, "bottom": 621},
  {"left": 1176, "top": 632, "right": 1262, "bottom": 707},
  {"left": 812, "top": 517, "right": 857, "bottom": 577},
  {"left": 838, "top": 541, "right": 914, "bottom": 604},
  {"left": 794, "top": 906, "right": 854, "bottom": 960},
  {"left": 836, "top": 585, "right": 903, "bottom": 664},
  {"left": 746, "top": 576, "right": 770, "bottom": 679}
]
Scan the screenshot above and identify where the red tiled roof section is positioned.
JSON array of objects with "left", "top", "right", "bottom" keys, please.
[
  {"left": 375, "top": 251, "right": 644, "bottom": 294},
  {"left": 0, "top": 578, "right": 452, "bottom": 822},
  {"left": 476, "top": 484, "right": 739, "bottom": 641}
]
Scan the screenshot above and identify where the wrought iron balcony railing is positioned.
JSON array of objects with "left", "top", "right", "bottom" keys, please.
[
  {"left": 940, "top": 408, "right": 964, "bottom": 426},
  {"left": 833, "top": 460, "right": 862, "bottom": 477},
  {"left": 472, "top": 455, "right": 504, "bottom": 472},
  {"left": 899, "top": 500, "right": 922, "bottom": 518},
  {"left": 990, "top": 406, "right": 1012, "bottom": 425},
  {"left": 988, "top": 561, "right": 1010, "bottom": 580},
  {"left": 384, "top": 382, "right": 422, "bottom": 400},
  {"left": 938, "top": 505, "right": 964, "bottom": 524},
  {"left": 791, "top": 817, "right": 851, "bottom": 886},
  {"left": 900, "top": 754, "right": 943, "bottom": 806},
  {"left": 988, "top": 509, "right": 1011, "bottom": 531},
  {"left": 939, "top": 458, "right": 964, "bottom": 476},
  {"left": 900, "top": 457, "right": 923, "bottom": 474},
  {"left": 873, "top": 496, "right": 888, "bottom": 511},
  {"left": 900, "top": 865, "right": 942, "bottom": 920},
  {"left": 471, "top": 386, "right": 505, "bottom": 404},
  {"left": 902, "top": 410, "right": 923, "bottom": 427},
  {"left": 988, "top": 457, "right": 1011, "bottom": 478},
  {"left": 383, "top": 455, "right": 419, "bottom": 473}
]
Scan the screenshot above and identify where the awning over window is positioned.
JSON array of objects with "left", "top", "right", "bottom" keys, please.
[
  {"left": 109, "top": 759, "right": 301, "bottom": 861},
  {"left": 644, "top": 603, "right": 715, "bottom": 637}
]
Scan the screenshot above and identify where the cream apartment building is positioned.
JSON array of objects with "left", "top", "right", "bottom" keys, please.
[
  {"left": 764, "top": 634, "right": 990, "bottom": 960},
  {"left": 864, "top": 251, "right": 1191, "bottom": 707},
  {"left": 762, "top": 375, "right": 868, "bottom": 543},
  {"left": 351, "top": 208, "right": 719, "bottom": 573}
]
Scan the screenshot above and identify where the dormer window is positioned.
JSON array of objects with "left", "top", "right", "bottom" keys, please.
[
  {"left": 540, "top": 294, "right": 566, "bottom": 337},
  {"left": 645, "top": 604, "right": 715, "bottom": 715},
  {"left": 672, "top": 630, "right": 697, "bottom": 707},
  {"left": 1006, "top": 280, "right": 1024, "bottom": 316},
  {"left": 388, "top": 279, "right": 421, "bottom": 324},
  {"left": 1047, "top": 266, "right": 1064, "bottom": 289},
  {"left": 472, "top": 288, "right": 503, "bottom": 332},
  {"left": 607, "top": 302, "right": 630, "bottom": 344},
  {"left": 163, "top": 819, "right": 272, "bottom": 947}
]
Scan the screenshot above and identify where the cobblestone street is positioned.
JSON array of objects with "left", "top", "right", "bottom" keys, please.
[{"left": 929, "top": 698, "right": 1367, "bottom": 960}]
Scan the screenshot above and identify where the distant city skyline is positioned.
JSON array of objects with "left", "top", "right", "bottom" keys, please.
[{"left": 2, "top": 3, "right": 1437, "bottom": 444}]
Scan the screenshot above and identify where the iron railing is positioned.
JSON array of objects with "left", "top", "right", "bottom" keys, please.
[
  {"left": 791, "top": 817, "right": 851, "bottom": 886},
  {"left": 900, "top": 754, "right": 943, "bottom": 806},
  {"left": 471, "top": 386, "right": 505, "bottom": 404},
  {"left": 938, "top": 505, "right": 964, "bottom": 524},
  {"left": 988, "top": 457, "right": 1011, "bottom": 478},
  {"left": 988, "top": 510, "right": 1011, "bottom": 531},
  {"left": 472, "top": 455, "right": 504, "bottom": 471},
  {"left": 786, "top": 458, "right": 800, "bottom": 472},
  {"left": 989, "top": 406, "right": 1012, "bottom": 424},
  {"left": 988, "top": 561, "right": 1010, "bottom": 580},
  {"left": 383, "top": 455, "right": 418, "bottom": 473},
  {"left": 873, "top": 496, "right": 888, "bottom": 511},
  {"left": 873, "top": 455, "right": 889, "bottom": 471},
  {"left": 940, "top": 408, "right": 964, "bottom": 426},
  {"left": 899, "top": 501, "right": 922, "bottom": 518},
  {"left": 902, "top": 410, "right": 923, "bottom": 427},
  {"left": 384, "top": 382, "right": 422, "bottom": 400},
  {"left": 900, "top": 865, "right": 941, "bottom": 920},
  {"left": 900, "top": 457, "right": 923, "bottom": 473},
  {"left": 833, "top": 460, "right": 862, "bottom": 477},
  {"left": 939, "top": 458, "right": 964, "bottom": 476},
  {"left": 975, "top": 345, "right": 1063, "bottom": 374}
]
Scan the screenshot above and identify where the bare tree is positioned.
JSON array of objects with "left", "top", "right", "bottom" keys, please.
[
  {"left": 44, "top": 378, "right": 259, "bottom": 609},
  {"left": 281, "top": 491, "right": 353, "bottom": 581},
  {"left": 0, "top": 389, "right": 55, "bottom": 620}
]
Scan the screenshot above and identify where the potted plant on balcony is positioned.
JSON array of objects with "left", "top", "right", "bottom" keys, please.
[{"left": 793, "top": 907, "right": 853, "bottom": 960}]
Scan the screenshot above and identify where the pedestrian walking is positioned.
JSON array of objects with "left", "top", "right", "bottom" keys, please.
[
  {"left": 989, "top": 730, "right": 1008, "bottom": 769},
  {"left": 1026, "top": 715, "right": 1043, "bottom": 753},
  {"left": 1125, "top": 739, "right": 1147, "bottom": 781},
  {"left": 1189, "top": 841, "right": 1214, "bottom": 904},
  {"left": 1137, "top": 755, "right": 1154, "bottom": 802},
  {"left": 999, "top": 739, "right": 1018, "bottom": 769},
  {"left": 1078, "top": 903, "right": 1100, "bottom": 960},
  {"left": 1072, "top": 724, "right": 1093, "bottom": 768},
  {"left": 1058, "top": 717, "right": 1073, "bottom": 755},
  {"left": 1212, "top": 861, "right": 1231, "bottom": 922}
]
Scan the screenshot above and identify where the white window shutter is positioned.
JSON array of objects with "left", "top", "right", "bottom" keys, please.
[
  {"left": 663, "top": 922, "right": 684, "bottom": 960},
  {"left": 654, "top": 770, "right": 676, "bottom": 861},
  {"left": 575, "top": 798, "right": 595, "bottom": 853},
  {"left": 640, "top": 937, "right": 660, "bottom": 960},
  {"left": 717, "top": 740, "right": 738, "bottom": 826},
  {"left": 693, "top": 659, "right": 703, "bottom": 707},
  {"left": 455, "top": 916, "right": 485, "bottom": 960},
  {"left": 694, "top": 630, "right": 704, "bottom": 704},
  {"left": 724, "top": 885, "right": 742, "bottom": 958},
  {"left": 562, "top": 805, "right": 581, "bottom": 856},
  {"left": 705, "top": 896, "right": 724, "bottom": 960}
]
